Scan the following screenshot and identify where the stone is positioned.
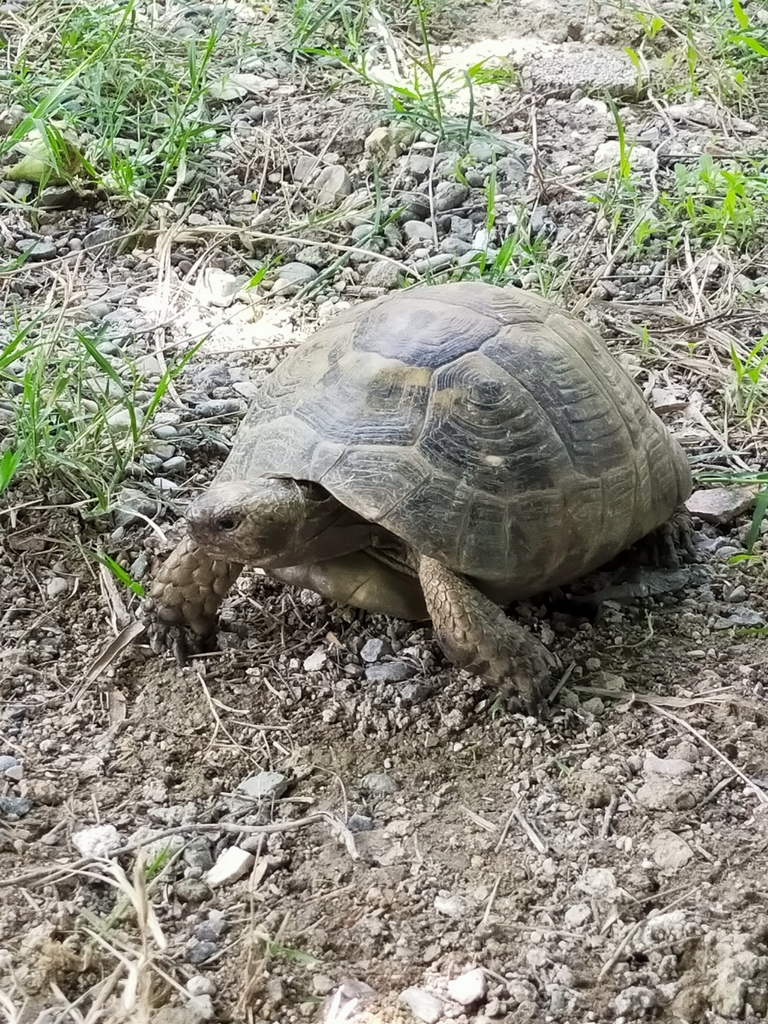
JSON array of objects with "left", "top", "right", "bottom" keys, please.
[
  {"left": 724, "top": 607, "right": 766, "bottom": 627},
  {"left": 360, "top": 772, "right": 398, "bottom": 795},
  {"left": 364, "top": 260, "right": 401, "bottom": 289},
  {"left": 434, "top": 182, "right": 468, "bottom": 212},
  {"left": 636, "top": 777, "right": 697, "bottom": 811},
  {"left": 82, "top": 226, "right": 123, "bottom": 253},
  {"left": 315, "top": 165, "right": 352, "bottom": 208},
  {"left": 16, "top": 237, "right": 58, "bottom": 260},
  {"left": 651, "top": 830, "right": 694, "bottom": 871},
  {"left": 710, "top": 950, "right": 768, "bottom": 1016},
  {"left": 196, "top": 267, "right": 242, "bottom": 307},
  {"left": 495, "top": 154, "right": 527, "bottom": 183},
  {"left": 407, "top": 153, "right": 433, "bottom": 177},
  {"left": 365, "top": 661, "right": 417, "bottom": 684},
  {"left": 402, "top": 220, "right": 434, "bottom": 243},
  {"left": 187, "top": 976, "right": 217, "bottom": 997},
  {"left": 614, "top": 986, "right": 659, "bottom": 1015},
  {"left": 433, "top": 893, "right": 467, "bottom": 918},
  {"left": 271, "top": 262, "right": 317, "bottom": 295},
  {"left": 232, "top": 771, "right": 289, "bottom": 809},
  {"left": 46, "top": 577, "right": 68, "bottom": 600},
  {"left": 293, "top": 154, "right": 319, "bottom": 181},
  {"left": 71, "top": 824, "right": 121, "bottom": 858},
  {"left": 594, "top": 141, "right": 655, "bottom": 171},
  {"left": 564, "top": 903, "right": 592, "bottom": 928},
  {"left": 360, "top": 638, "right": 388, "bottom": 662},
  {"left": 0, "top": 796, "right": 32, "bottom": 818},
  {"left": 186, "top": 940, "right": 218, "bottom": 965},
  {"left": 303, "top": 648, "right": 327, "bottom": 672},
  {"left": 399, "top": 987, "right": 444, "bottom": 1023},
  {"left": 173, "top": 878, "right": 212, "bottom": 904},
  {"left": 196, "top": 910, "right": 228, "bottom": 940},
  {"left": 643, "top": 752, "right": 694, "bottom": 777},
  {"left": 206, "top": 846, "right": 254, "bottom": 886},
  {"left": 347, "top": 814, "right": 374, "bottom": 833},
  {"left": 686, "top": 486, "right": 755, "bottom": 523},
  {"left": 113, "top": 486, "right": 157, "bottom": 528},
  {"left": 365, "top": 124, "right": 414, "bottom": 163},
  {"left": 447, "top": 968, "right": 487, "bottom": 1006},
  {"left": 579, "top": 868, "right": 616, "bottom": 895},
  {"left": 186, "top": 995, "right": 215, "bottom": 1021},
  {"left": 0, "top": 756, "right": 19, "bottom": 776}
]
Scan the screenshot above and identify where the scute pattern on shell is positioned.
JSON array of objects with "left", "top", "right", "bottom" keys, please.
[{"left": 217, "top": 282, "right": 690, "bottom": 601}]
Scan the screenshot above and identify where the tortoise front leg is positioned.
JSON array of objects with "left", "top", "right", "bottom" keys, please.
[
  {"left": 418, "top": 556, "right": 555, "bottom": 714},
  {"left": 144, "top": 535, "right": 243, "bottom": 661}
]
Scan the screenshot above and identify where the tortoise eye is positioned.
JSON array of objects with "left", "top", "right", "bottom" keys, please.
[{"left": 217, "top": 515, "right": 238, "bottom": 531}]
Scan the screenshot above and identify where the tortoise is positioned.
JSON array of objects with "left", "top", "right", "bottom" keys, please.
[{"left": 147, "top": 282, "right": 691, "bottom": 710}]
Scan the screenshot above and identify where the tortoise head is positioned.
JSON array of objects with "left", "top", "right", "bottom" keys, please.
[{"left": 185, "top": 477, "right": 344, "bottom": 567}]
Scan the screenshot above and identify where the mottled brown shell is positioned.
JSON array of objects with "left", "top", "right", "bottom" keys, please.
[{"left": 216, "top": 282, "right": 691, "bottom": 600}]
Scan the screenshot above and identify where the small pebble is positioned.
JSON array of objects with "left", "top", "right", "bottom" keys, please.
[
  {"left": 186, "top": 940, "right": 218, "bottom": 965},
  {"left": 187, "top": 976, "right": 217, "bottom": 998},
  {"left": 231, "top": 771, "right": 289, "bottom": 808},
  {"left": 399, "top": 987, "right": 444, "bottom": 1024},
  {"left": 303, "top": 648, "right": 327, "bottom": 672},
  {"left": 364, "top": 660, "right": 416, "bottom": 684},
  {"left": 447, "top": 968, "right": 487, "bottom": 1006},
  {"left": 195, "top": 910, "right": 229, "bottom": 941},
  {"left": 206, "top": 846, "right": 254, "bottom": 886},
  {"left": 0, "top": 796, "right": 32, "bottom": 819},
  {"left": 360, "top": 638, "right": 388, "bottom": 662},
  {"left": 0, "top": 755, "right": 20, "bottom": 776},
  {"left": 360, "top": 772, "right": 398, "bottom": 795},
  {"left": 71, "top": 824, "right": 121, "bottom": 858}
]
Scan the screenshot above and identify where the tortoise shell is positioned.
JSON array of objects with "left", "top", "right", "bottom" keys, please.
[{"left": 216, "top": 282, "right": 691, "bottom": 600}]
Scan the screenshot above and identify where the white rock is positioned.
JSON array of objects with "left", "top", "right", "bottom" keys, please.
[
  {"left": 641, "top": 909, "right": 687, "bottom": 946},
  {"left": 206, "top": 846, "right": 254, "bottom": 887},
  {"left": 233, "top": 771, "right": 289, "bottom": 805},
  {"left": 686, "top": 486, "right": 755, "bottom": 524},
  {"left": 644, "top": 752, "right": 694, "bottom": 777},
  {"left": 636, "top": 776, "right": 697, "bottom": 811},
  {"left": 399, "top": 987, "right": 444, "bottom": 1023},
  {"left": 186, "top": 994, "right": 215, "bottom": 1020},
  {"left": 594, "top": 140, "right": 656, "bottom": 171},
  {"left": 447, "top": 967, "right": 487, "bottom": 1006},
  {"left": 433, "top": 893, "right": 466, "bottom": 918},
  {"left": 187, "top": 976, "right": 216, "bottom": 997},
  {"left": 46, "top": 577, "right": 68, "bottom": 599},
  {"left": 651, "top": 830, "right": 694, "bottom": 871},
  {"left": 564, "top": 903, "right": 592, "bottom": 928},
  {"left": 196, "top": 267, "right": 241, "bottom": 308},
  {"left": 579, "top": 867, "right": 616, "bottom": 895},
  {"left": 303, "top": 648, "right": 327, "bottom": 672},
  {"left": 315, "top": 164, "right": 352, "bottom": 208},
  {"left": 71, "top": 824, "right": 121, "bottom": 859}
]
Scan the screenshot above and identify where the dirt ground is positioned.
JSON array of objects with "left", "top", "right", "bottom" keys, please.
[{"left": 2, "top": 0, "right": 768, "bottom": 1022}]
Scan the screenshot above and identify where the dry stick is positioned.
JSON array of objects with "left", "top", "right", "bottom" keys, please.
[
  {"left": 652, "top": 705, "right": 768, "bottom": 806},
  {"left": 481, "top": 874, "right": 502, "bottom": 929},
  {"left": 600, "top": 795, "right": 620, "bottom": 840},
  {"left": 512, "top": 806, "right": 547, "bottom": 854}
]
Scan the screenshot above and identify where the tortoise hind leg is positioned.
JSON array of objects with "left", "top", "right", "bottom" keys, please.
[
  {"left": 640, "top": 505, "right": 696, "bottom": 568},
  {"left": 418, "top": 555, "right": 556, "bottom": 715}
]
